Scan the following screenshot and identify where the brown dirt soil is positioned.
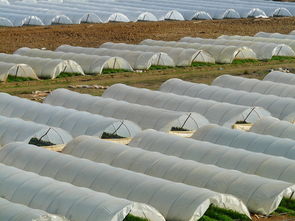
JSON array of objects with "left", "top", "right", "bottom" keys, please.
[{"left": 1, "top": 17, "right": 295, "bottom": 53}]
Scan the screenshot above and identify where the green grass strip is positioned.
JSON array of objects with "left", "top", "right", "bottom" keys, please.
[
  {"left": 124, "top": 214, "right": 149, "bottom": 221},
  {"left": 57, "top": 72, "right": 83, "bottom": 78},
  {"left": 275, "top": 198, "right": 295, "bottom": 216},
  {"left": 102, "top": 69, "right": 130, "bottom": 74},
  {"left": 192, "top": 62, "right": 217, "bottom": 67},
  {"left": 29, "top": 138, "right": 55, "bottom": 147},
  {"left": 271, "top": 56, "right": 295, "bottom": 61},
  {"left": 199, "top": 205, "right": 250, "bottom": 221},
  {"left": 149, "top": 65, "right": 174, "bottom": 70},
  {"left": 101, "top": 132, "right": 125, "bottom": 139},
  {"left": 7, "top": 75, "right": 36, "bottom": 82},
  {"left": 232, "top": 59, "right": 258, "bottom": 64}
]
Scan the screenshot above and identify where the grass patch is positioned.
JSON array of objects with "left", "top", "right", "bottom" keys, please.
[
  {"left": 102, "top": 69, "right": 130, "bottom": 74},
  {"left": 192, "top": 62, "right": 217, "bottom": 67},
  {"left": 7, "top": 75, "right": 36, "bottom": 82},
  {"left": 101, "top": 132, "right": 125, "bottom": 139},
  {"left": 57, "top": 72, "right": 83, "bottom": 78},
  {"left": 124, "top": 214, "right": 148, "bottom": 221},
  {"left": 271, "top": 56, "right": 295, "bottom": 61},
  {"left": 29, "top": 138, "right": 55, "bottom": 147},
  {"left": 232, "top": 59, "right": 258, "bottom": 64},
  {"left": 274, "top": 198, "right": 295, "bottom": 216},
  {"left": 149, "top": 65, "right": 174, "bottom": 70},
  {"left": 199, "top": 205, "right": 250, "bottom": 221},
  {"left": 192, "top": 60, "right": 258, "bottom": 67},
  {"left": 171, "top": 127, "right": 189, "bottom": 131}
]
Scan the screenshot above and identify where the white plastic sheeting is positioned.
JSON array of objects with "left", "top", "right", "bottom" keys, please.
[
  {"left": 11, "top": 0, "right": 158, "bottom": 23},
  {"left": 212, "top": 74, "right": 295, "bottom": 99},
  {"left": 192, "top": 124, "right": 295, "bottom": 160},
  {"left": 44, "top": 88, "right": 209, "bottom": 132},
  {"left": 0, "top": 73, "right": 6, "bottom": 82},
  {"left": 256, "top": 32, "right": 295, "bottom": 40},
  {"left": 0, "top": 161, "right": 162, "bottom": 221},
  {"left": 14, "top": 47, "right": 133, "bottom": 74},
  {"left": 0, "top": 142, "right": 250, "bottom": 221},
  {"left": 250, "top": 117, "right": 295, "bottom": 140},
  {"left": 0, "top": 62, "right": 38, "bottom": 81},
  {"left": 247, "top": 8, "right": 268, "bottom": 18},
  {"left": 273, "top": 8, "right": 292, "bottom": 17},
  {"left": 63, "top": 135, "right": 295, "bottom": 215},
  {"left": 191, "top": 11, "right": 212, "bottom": 20},
  {"left": 0, "top": 53, "right": 84, "bottom": 79},
  {"left": 0, "top": 13, "right": 44, "bottom": 26},
  {"left": 285, "top": 113, "right": 295, "bottom": 124},
  {"left": 129, "top": 129, "right": 295, "bottom": 186},
  {"left": 0, "top": 198, "right": 68, "bottom": 221},
  {"left": 0, "top": 4, "right": 74, "bottom": 25},
  {"left": 100, "top": 42, "right": 215, "bottom": 66},
  {"left": 0, "top": 92, "right": 141, "bottom": 138},
  {"left": 263, "top": 71, "right": 295, "bottom": 85},
  {"left": 159, "top": 78, "right": 295, "bottom": 122},
  {"left": 219, "top": 35, "right": 295, "bottom": 52},
  {"left": 1, "top": 0, "right": 295, "bottom": 28},
  {"left": 0, "top": 115, "right": 72, "bottom": 146},
  {"left": 179, "top": 37, "right": 295, "bottom": 60},
  {"left": 102, "top": 84, "right": 271, "bottom": 127},
  {"left": 6, "top": 1, "right": 104, "bottom": 24},
  {"left": 140, "top": 39, "right": 256, "bottom": 64},
  {"left": 0, "top": 16, "right": 13, "bottom": 26},
  {"left": 4, "top": 0, "right": 295, "bottom": 25},
  {"left": 0, "top": 0, "right": 9, "bottom": 5},
  {"left": 56, "top": 45, "right": 175, "bottom": 70}
]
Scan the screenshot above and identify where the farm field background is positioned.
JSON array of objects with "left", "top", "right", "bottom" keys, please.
[
  {"left": 2, "top": 17, "right": 295, "bottom": 99},
  {"left": 1, "top": 15, "right": 295, "bottom": 221}
]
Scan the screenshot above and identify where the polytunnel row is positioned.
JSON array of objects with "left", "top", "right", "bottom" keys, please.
[
  {"left": 0, "top": 160, "right": 164, "bottom": 221},
  {"left": 140, "top": 39, "right": 257, "bottom": 64},
  {"left": 219, "top": 35, "right": 295, "bottom": 52},
  {"left": 0, "top": 92, "right": 255, "bottom": 221},
  {"left": 192, "top": 123, "right": 295, "bottom": 159},
  {"left": 61, "top": 135, "right": 295, "bottom": 215},
  {"left": 179, "top": 37, "right": 295, "bottom": 60},
  {"left": 5, "top": 35, "right": 295, "bottom": 79},
  {"left": 101, "top": 83, "right": 271, "bottom": 127},
  {"left": 14, "top": 47, "right": 134, "bottom": 74},
  {"left": 0, "top": 115, "right": 72, "bottom": 146},
  {"left": 159, "top": 78, "right": 295, "bottom": 122},
  {"left": 56, "top": 45, "right": 176, "bottom": 69},
  {"left": 0, "top": 53, "right": 84, "bottom": 79},
  {"left": 0, "top": 142, "right": 251, "bottom": 221},
  {"left": 0, "top": 92, "right": 141, "bottom": 138},
  {"left": 250, "top": 117, "right": 295, "bottom": 140},
  {"left": 1, "top": 0, "right": 295, "bottom": 26},
  {"left": 0, "top": 62, "right": 38, "bottom": 81},
  {"left": 128, "top": 129, "right": 295, "bottom": 185},
  {"left": 44, "top": 88, "right": 209, "bottom": 132},
  {"left": 0, "top": 197, "right": 68, "bottom": 221},
  {"left": 1, "top": 80, "right": 295, "bottom": 219},
  {"left": 0, "top": 46, "right": 175, "bottom": 80},
  {"left": 212, "top": 74, "right": 295, "bottom": 99},
  {"left": 263, "top": 70, "right": 295, "bottom": 86}
]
